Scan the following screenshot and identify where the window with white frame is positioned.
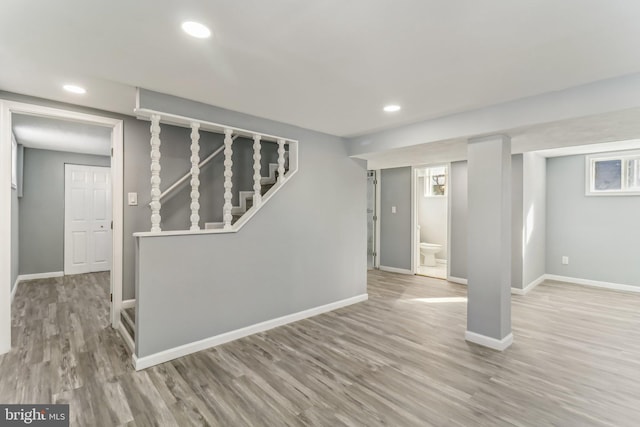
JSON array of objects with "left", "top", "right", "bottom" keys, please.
[
  {"left": 423, "top": 165, "right": 447, "bottom": 197},
  {"left": 586, "top": 151, "right": 640, "bottom": 196}
]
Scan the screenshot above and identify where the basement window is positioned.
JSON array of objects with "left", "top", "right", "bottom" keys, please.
[{"left": 586, "top": 151, "right": 640, "bottom": 196}]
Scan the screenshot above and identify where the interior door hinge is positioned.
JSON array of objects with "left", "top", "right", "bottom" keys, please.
[
  {"left": 373, "top": 180, "right": 377, "bottom": 185},
  {"left": 373, "top": 215, "right": 377, "bottom": 221},
  {"left": 110, "top": 293, "right": 113, "bottom": 302},
  {"left": 111, "top": 221, "right": 113, "bottom": 230},
  {"left": 111, "top": 147, "right": 114, "bottom": 157}
]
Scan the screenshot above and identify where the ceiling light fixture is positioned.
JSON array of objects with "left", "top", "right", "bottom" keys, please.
[
  {"left": 63, "top": 84, "right": 86, "bottom": 94},
  {"left": 181, "top": 21, "right": 211, "bottom": 39},
  {"left": 383, "top": 104, "right": 401, "bottom": 112}
]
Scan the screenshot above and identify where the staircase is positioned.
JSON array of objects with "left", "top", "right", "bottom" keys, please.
[
  {"left": 206, "top": 158, "right": 288, "bottom": 229},
  {"left": 120, "top": 109, "right": 299, "bottom": 358}
]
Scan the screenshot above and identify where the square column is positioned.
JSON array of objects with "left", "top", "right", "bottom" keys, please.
[{"left": 466, "top": 135, "right": 513, "bottom": 350}]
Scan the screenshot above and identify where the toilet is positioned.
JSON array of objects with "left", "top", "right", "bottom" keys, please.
[{"left": 420, "top": 243, "right": 442, "bottom": 267}]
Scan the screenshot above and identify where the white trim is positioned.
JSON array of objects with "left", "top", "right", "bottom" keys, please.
[
  {"left": 436, "top": 259, "right": 448, "bottom": 265},
  {"left": 447, "top": 276, "right": 468, "bottom": 285},
  {"left": 122, "top": 299, "right": 136, "bottom": 309},
  {"left": 133, "top": 293, "right": 368, "bottom": 370},
  {"left": 0, "top": 100, "right": 125, "bottom": 353},
  {"left": 379, "top": 266, "right": 413, "bottom": 275},
  {"left": 411, "top": 166, "right": 417, "bottom": 274},
  {"left": 465, "top": 331, "right": 513, "bottom": 351},
  {"left": 374, "top": 169, "right": 381, "bottom": 269},
  {"left": 511, "top": 274, "right": 546, "bottom": 296},
  {"left": 545, "top": 274, "right": 640, "bottom": 293},
  {"left": 10, "top": 279, "right": 19, "bottom": 303},
  {"left": 17, "top": 271, "right": 64, "bottom": 281},
  {"left": 134, "top": 106, "right": 298, "bottom": 144},
  {"left": 118, "top": 321, "right": 135, "bottom": 354}
]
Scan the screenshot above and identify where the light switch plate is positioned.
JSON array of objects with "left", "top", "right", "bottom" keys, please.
[
  {"left": 391, "top": 206, "right": 397, "bottom": 214},
  {"left": 561, "top": 256, "right": 569, "bottom": 265},
  {"left": 128, "top": 192, "right": 138, "bottom": 206}
]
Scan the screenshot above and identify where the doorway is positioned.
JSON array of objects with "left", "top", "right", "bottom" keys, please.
[
  {"left": 413, "top": 165, "right": 449, "bottom": 279},
  {"left": 0, "top": 100, "right": 123, "bottom": 355}
]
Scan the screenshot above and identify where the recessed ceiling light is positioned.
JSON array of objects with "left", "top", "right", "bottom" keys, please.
[
  {"left": 383, "top": 105, "right": 401, "bottom": 112},
  {"left": 63, "top": 84, "right": 86, "bottom": 94},
  {"left": 181, "top": 21, "right": 211, "bottom": 38}
]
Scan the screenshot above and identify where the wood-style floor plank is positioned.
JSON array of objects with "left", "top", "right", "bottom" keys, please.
[{"left": 1, "top": 270, "right": 639, "bottom": 426}]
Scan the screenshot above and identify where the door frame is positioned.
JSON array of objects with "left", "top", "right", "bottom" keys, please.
[
  {"left": 411, "top": 163, "right": 452, "bottom": 278},
  {"left": 0, "top": 100, "right": 124, "bottom": 354},
  {"left": 64, "top": 164, "right": 113, "bottom": 275}
]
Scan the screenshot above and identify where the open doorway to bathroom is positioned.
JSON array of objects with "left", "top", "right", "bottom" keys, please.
[{"left": 414, "top": 165, "right": 448, "bottom": 279}]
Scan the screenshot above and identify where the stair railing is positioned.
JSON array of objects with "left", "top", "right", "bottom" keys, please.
[{"left": 134, "top": 108, "right": 298, "bottom": 235}]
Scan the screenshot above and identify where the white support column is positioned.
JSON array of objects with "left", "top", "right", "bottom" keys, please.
[
  {"left": 149, "top": 114, "right": 162, "bottom": 232},
  {"left": 223, "top": 128, "right": 234, "bottom": 230},
  {"left": 189, "top": 122, "right": 201, "bottom": 230},
  {"left": 277, "top": 139, "right": 286, "bottom": 183},
  {"left": 253, "top": 134, "right": 262, "bottom": 206}
]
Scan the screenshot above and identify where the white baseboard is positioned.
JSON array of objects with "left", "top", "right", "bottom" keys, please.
[
  {"left": 379, "top": 266, "right": 413, "bottom": 275},
  {"left": 133, "top": 293, "right": 369, "bottom": 370},
  {"left": 11, "top": 271, "right": 64, "bottom": 304},
  {"left": 118, "top": 321, "right": 135, "bottom": 354},
  {"left": 465, "top": 331, "right": 513, "bottom": 351},
  {"left": 122, "top": 299, "right": 136, "bottom": 309},
  {"left": 17, "top": 271, "right": 64, "bottom": 282},
  {"left": 511, "top": 274, "right": 546, "bottom": 296},
  {"left": 10, "top": 279, "right": 19, "bottom": 303},
  {"left": 447, "top": 276, "right": 468, "bottom": 285},
  {"left": 545, "top": 274, "right": 640, "bottom": 293}
]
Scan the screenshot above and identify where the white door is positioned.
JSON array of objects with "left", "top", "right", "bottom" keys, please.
[{"left": 64, "top": 164, "right": 112, "bottom": 275}]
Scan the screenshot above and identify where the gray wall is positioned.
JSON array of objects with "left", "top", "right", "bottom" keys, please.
[
  {"left": 19, "top": 148, "right": 110, "bottom": 275},
  {"left": 379, "top": 167, "right": 412, "bottom": 270},
  {"left": 522, "top": 153, "right": 546, "bottom": 286},
  {"left": 134, "top": 92, "right": 367, "bottom": 356},
  {"left": 449, "top": 161, "right": 468, "bottom": 278},
  {"left": 10, "top": 189, "right": 18, "bottom": 290},
  {"left": 417, "top": 176, "right": 448, "bottom": 260},
  {"left": 546, "top": 154, "right": 640, "bottom": 286},
  {"left": 448, "top": 156, "right": 525, "bottom": 287},
  {"left": 511, "top": 154, "right": 523, "bottom": 289}
]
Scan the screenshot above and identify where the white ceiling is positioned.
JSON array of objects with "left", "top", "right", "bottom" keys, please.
[
  {"left": 12, "top": 114, "right": 112, "bottom": 156},
  {"left": 2, "top": 1, "right": 640, "bottom": 137}
]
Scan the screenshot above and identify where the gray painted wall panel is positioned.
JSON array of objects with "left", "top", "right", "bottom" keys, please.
[
  {"left": 522, "top": 153, "right": 546, "bottom": 286},
  {"left": 379, "top": 167, "right": 412, "bottom": 270},
  {"left": 511, "top": 154, "right": 523, "bottom": 289},
  {"left": 19, "top": 148, "right": 110, "bottom": 275},
  {"left": 135, "top": 129, "right": 367, "bottom": 357},
  {"left": 11, "top": 189, "right": 18, "bottom": 290},
  {"left": 449, "top": 161, "right": 468, "bottom": 278},
  {"left": 546, "top": 154, "right": 640, "bottom": 286}
]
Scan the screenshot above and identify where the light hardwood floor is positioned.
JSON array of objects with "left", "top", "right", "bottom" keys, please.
[{"left": 1, "top": 271, "right": 639, "bottom": 426}]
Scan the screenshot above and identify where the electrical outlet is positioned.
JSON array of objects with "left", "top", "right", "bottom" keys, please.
[{"left": 562, "top": 256, "right": 569, "bottom": 265}]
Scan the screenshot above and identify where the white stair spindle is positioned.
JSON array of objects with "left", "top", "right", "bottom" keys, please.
[
  {"left": 223, "top": 128, "right": 234, "bottom": 230},
  {"left": 149, "top": 114, "right": 162, "bottom": 232},
  {"left": 189, "top": 122, "right": 201, "bottom": 230},
  {"left": 277, "top": 139, "right": 286, "bottom": 183},
  {"left": 253, "top": 134, "right": 262, "bottom": 206}
]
